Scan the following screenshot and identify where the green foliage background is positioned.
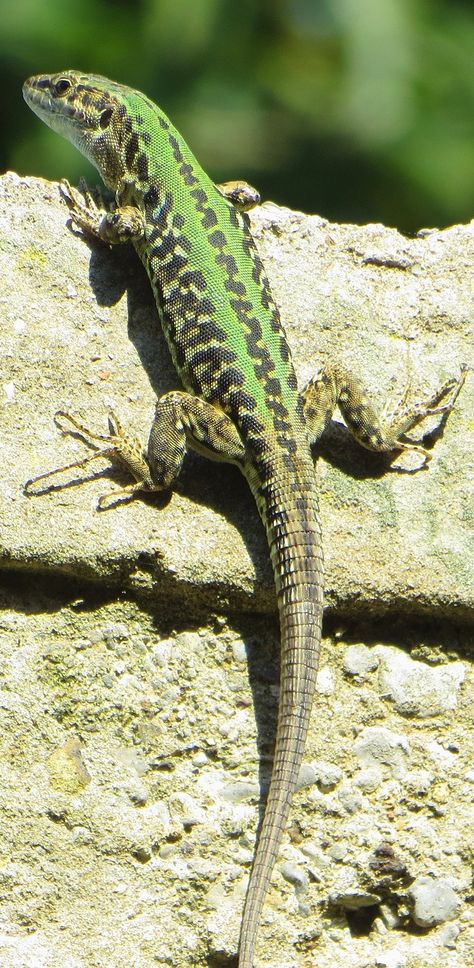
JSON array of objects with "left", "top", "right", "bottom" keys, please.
[{"left": 2, "top": 0, "right": 473, "bottom": 232}]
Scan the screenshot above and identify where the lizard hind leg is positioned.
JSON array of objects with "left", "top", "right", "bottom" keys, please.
[
  {"left": 25, "top": 393, "right": 245, "bottom": 511},
  {"left": 98, "top": 390, "right": 246, "bottom": 506},
  {"left": 301, "top": 362, "right": 466, "bottom": 464}
]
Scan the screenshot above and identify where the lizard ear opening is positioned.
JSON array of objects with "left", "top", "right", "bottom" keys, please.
[{"left": 99, "top": 108, "right": 114, "bottom": 129}]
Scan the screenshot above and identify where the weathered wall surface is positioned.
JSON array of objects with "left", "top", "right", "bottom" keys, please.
[{"left": 0, "top": 172, "right": 472, "bottom": 967}]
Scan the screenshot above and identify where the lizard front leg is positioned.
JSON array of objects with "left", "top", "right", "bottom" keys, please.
[
  {"left": 216, "top": 180, "right": 261, "bottom": 211},
  {"left": 301, "top": 362, "right": 466, "bottom": 463},
  {"left": 60, "top": 179, "right": 145, "bottom": 244},
  {"left": 25, "top": 392, "right": 245, "bottom": 510}
]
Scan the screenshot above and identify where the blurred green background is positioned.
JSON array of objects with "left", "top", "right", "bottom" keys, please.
[{"left": 2, "top": 0, "right": 473, "bottom": 233}]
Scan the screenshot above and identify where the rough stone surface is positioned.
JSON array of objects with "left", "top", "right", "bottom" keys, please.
[{"left": 0, "top": 174, "right": 472, "bottom": 968}]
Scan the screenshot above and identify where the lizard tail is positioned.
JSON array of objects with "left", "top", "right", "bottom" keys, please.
[{"left": 238, "top": 470, "right": 324, "bottom": 967}]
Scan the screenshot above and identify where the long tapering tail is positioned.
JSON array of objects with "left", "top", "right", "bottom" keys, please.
[{"left": 238, "top": 463, "right": 324, "bottom": 967}]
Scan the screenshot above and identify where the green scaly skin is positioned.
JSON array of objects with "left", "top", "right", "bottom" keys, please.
[{"left": 23, "top": 71, "right": 324, "bottom": 967}]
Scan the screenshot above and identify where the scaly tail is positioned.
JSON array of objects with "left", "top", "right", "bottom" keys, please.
[{"left": 238, "top": 466, "right": 324, "bottom": 967}]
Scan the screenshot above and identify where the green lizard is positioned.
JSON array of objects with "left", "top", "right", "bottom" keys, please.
[{"left": 23, "top": 72, "right": 465, "bottom": 967}]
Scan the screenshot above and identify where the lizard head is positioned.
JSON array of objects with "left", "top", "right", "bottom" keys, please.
[{"left": 23, "top": 71, "right": 150, "bottom": 191}]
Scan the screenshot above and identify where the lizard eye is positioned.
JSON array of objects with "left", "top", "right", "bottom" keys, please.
[
  {"left": 99, "top": 108, "right": 113, "bottom": 129},
  {"left": 54, "top": 78, "right": 72, "bottom": 97}
]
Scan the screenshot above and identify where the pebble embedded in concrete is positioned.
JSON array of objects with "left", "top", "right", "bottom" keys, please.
[
  {"left": 354, "top": 726, "right": 410, "bottom": 777},
  {"left": 343, "top": 643, "right": 379, "bottom": 679},
  {"left": 375, "top": 646, "right": 465, "bottom": 717},
  {"left": 408, "top": 874, "right": 460, "bottom": 927}
]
